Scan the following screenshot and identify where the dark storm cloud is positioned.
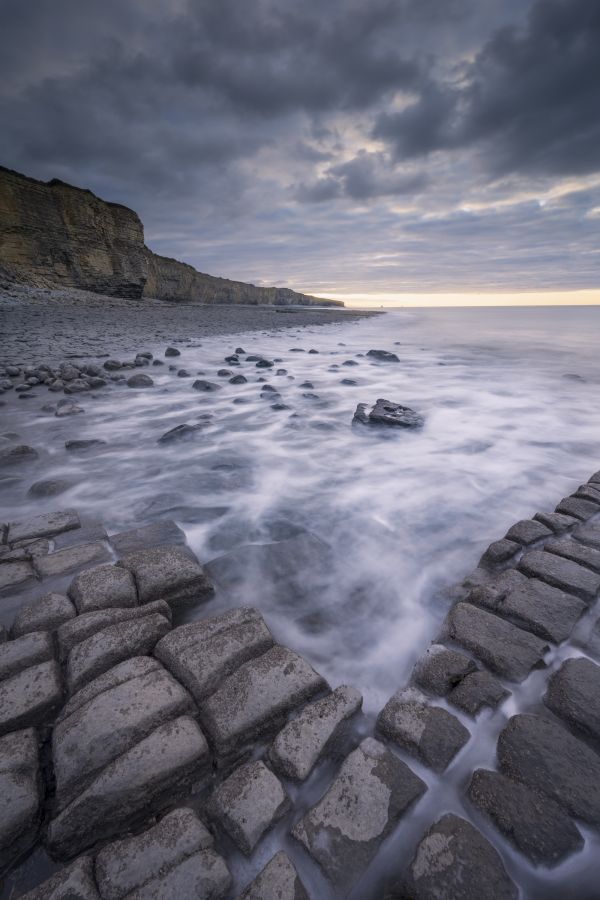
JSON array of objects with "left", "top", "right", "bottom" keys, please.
[{"left": 296, "top": 153, "right": 428, "bottom": 203}]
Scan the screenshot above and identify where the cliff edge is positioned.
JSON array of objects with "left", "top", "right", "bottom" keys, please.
[{"left": 0, "top": 166, "right": 342, "bottom": 307}]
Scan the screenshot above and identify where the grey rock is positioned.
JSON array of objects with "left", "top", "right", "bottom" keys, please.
[
  {"left": 65, "top": 439, "right": 106, "bottom": 451},
  {"left": 155, "top": 607, "right": 273, "bottom": 703},
  {"left": 28, "top": 479, "right": 72, "bottom": 498},
  {"left": 0, "top": 444, "right": 39, "bottom": 466},
  {"left": 399, "top": 814, "right": 517, "bottom": 900},
  {"left": 534, "top": 511, "right": 579, "bottom": 533},
  {"left": 353, "top": 398, "right": 424, "bottom": 429},
  {"left": 366, "top": 349, "right": 400, "bottom": 362},
  {"left": 57, "top": 600, "right": 171, "bottom": 661},
  {"left": 556, "top": 495, "right": 600, "bottom": 520},
  {"left": 239, "top": 851, "right": 308, "bottom": 900},
  {"left": 54, "top": 524, "right": 109, "bottom": 550},
  {"left": 468, "top": 768, "right": 583, "bottom": 866},
  {"left": 158, "top": 423, "right": 204, "bottom": 444},
  {"left": 55, "top": 402, "right": 84, "bottom": 417},
  {"left": 192, "top": 379, "right": 221, "bottom": 392},
  {"left": 0, "top": 631, "right": 54, "bottom": 680},
  {"left": 127, "top": 373, "right": 154, "bottom": 388},
  {"left": 573, "top": 521, "right": 600, "bottom": 550},
  {"left": 574, "top": 483, "right": 600, "bottom": 503},
  {"left": 269, "top": 684, "right": 362, "bottom": 781},
  {"left": 109, "top": 519, "right": 186, "bottom": 556},
  {"left": 34, "top": 541, "right": 112, "bottom": 578},
  {"left": 292, "top": 737, "right": 426, "bottom": 889},
  {"left": 208, "top": 759, "right": 289, "bottom": 855},
  {"left": 377, "top": 688, "right": 470, "bottom": 772},
  {"left": 95, "top": 807, "right": 213, "bottom": 900},
  {"left": 498, "top": 713, "right": 600, "bottom": 823},
  {"left": 518, "top": 549, "right": 600, "bottom": 602},
  {"left": 64, "top": 379, "right": 90, "bottom": 394},
  {"left": 230, "top": 374, "right": 247, "bottom": 384},
  {"left": 200, "top": 644, "right": 328, "bottom": 757},
  {"left": 58, "top": 656, "right": 161, "bottom": 722},
  {"left": 68, "top": 564, "right": 138, "bottom": 613},
  {"left": 0, "top": 728, "right": 40, "bottom": 875},
  {"left": 6, "top": 509, "right": 79, "bottom": 545},
  {"left": 165, "top": 347, "right": 181, "bottom": 357},
  {"left": 0, "top": 659, "right": 63, "bottom": 735},
  {"left": 544, "top": 657, "right": 600, "bottom": 745},
  {"left": 505, "top": 518, "right": 552, "bottom": 545},
  {"left": 118, "top": 850, "right": 230, "bottom": 900},
  {"left": 480, "top": 538, "right": 520, "bottom": 568},
  {"left": 448, "top": 670, "right": 510, "bottom": 716},
  {"left": 545, "top": 536, "right": 600, "bottom": 572},
  {"left": 440, "top": 602, "right": 549, "bottom": 680},
  {"left": 412, "top": 645, "right": 477, "bottom": 696},
  {"left": 47, "top": 716, "right": 210, "bottom": 858},
  {"left": 19, "top": 856, "right": 100, "bottom": 899},
  {"left": 66, "top": 612, "right": 171, "bottom": 693},
  {"left": 0, "top": 560, "right": 35, "bottom": 595},
  {"left": 117, "top": 545, "right": 214, "bottom": 608}
]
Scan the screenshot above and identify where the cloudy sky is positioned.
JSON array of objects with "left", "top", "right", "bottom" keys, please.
[{"left": 2, "top": 0, "right": 599, "bottom": 305}]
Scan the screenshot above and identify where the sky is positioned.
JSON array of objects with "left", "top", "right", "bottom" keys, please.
[{"left": 1, "top": 0, "right": 599, "bottom": 307}]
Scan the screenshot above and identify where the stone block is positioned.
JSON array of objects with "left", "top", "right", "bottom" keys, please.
[
  {"left": 505, "top": 519, "right": 552, "bottom": 546},
  {"left": 0, "top": 659, "right": 63, "bottom": 735},
  {"left": 411, "top": 644, "right": 477, "bottom": 696},
  {"left": 11, "top": 593, "right": 76, "bottom": 638},
  {"left": 19, "top": 856, "right": 100, "bottom": 899},
  {"left": 545, "top": 536, "right": 600, "bottom": 573},
  {"left": 0, "top": 729, "right": 40, "bottom": 876},
  {"left": 556, "top": 495, "right": 600, "bottom": 520},
  {"left": 239, "top": 851, "right": 308, "bottom": 900},
  {"left": 117, "top": 545, "right": 214, "bottom": 608},
  {"left": 480, "top": 538, "right": 520, "bottom": 568},
  {"left": 68, "top": 564, "right": 137, "bottom": 613},
  {"left": 518, "top": 550, "right": 600, "bottom": 602},
  {"left": 0, "top": 561, "right": 36, "bottom": 595},
  {"left": 0, "top": 631, "right": 54, "bottom": 680},
  {"left": 34, "top": 542, "right": 112, "bottom": 579},
  {"left": 7, "top": 510, "right": 80, "bottom": 544},
  {"left": 448, "top": 670, "right": 509, "bottom": 715},
  {"left": 109, "top": 520, "right": 186, "bottom": 556},
  {"left": 544, "top": 657, "right": 600, "bottom": 745},
  {"left": 57, "top": 600, "right": 171, "bottom": 661}
]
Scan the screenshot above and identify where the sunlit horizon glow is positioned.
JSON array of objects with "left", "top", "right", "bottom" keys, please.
[{"left": 315, "top": 289, "right": 600, "bottom": 309}]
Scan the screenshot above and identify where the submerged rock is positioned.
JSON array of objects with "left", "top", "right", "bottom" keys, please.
[
  {"left": 353, "top": 399, "right": 424, "bottom": 429},
  {"left": 366, "top": 349, "right": 400, "bottom": 362}
]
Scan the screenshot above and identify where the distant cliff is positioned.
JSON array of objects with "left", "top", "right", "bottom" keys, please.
[{"left": 0, "top": 166, "right": 342, "bottom": 307}]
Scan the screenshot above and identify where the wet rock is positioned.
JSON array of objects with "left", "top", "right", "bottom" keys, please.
[
  {"left": 412, "top": 644, "right": 477, "bottom": 696},
  {"left": 177, "top": 369, "right": 190, "bottom": 377},
  {"left": 158, "top": 423, "right": 204, "bottom": 444},
  {"left": 518, "top": 549, "right": 600, "bottom": 602},
  {"left": 366, "top": 349, "right": 400, "bottom": 362},
  {"left": 239, "top": 851, "right": 308, "bottom": 900},
  {"left": 545, "top": 536, "right": 600, "bottom": 572},
  {"left": 57, "top": 600, "right": 171, "bottom": 661},
  {"left": 440, "top": 602, "right": 549, "bottom": 680},
  {"left": 127, "top": 373, "right": 154, "bottom": 388},
  {"left": 64, "top": 379, "right": 90, "bottom": 394},
  {"left": 109, "top": 519, "right": 186, "bottom": 556},
  {"left": 192, "top": 379, "right": 221, "bottom": 392},
  {"left": 55, "top": 401, "right": 84, "bottom": 417},
  {"left": 341, "top": 378, "right": 357, "bottom": 385},
  {"left": 0, "top": 728, "right": 41, "bottom": 875},
  {"left": 544, "top": 657, "right": 600, "bottom": 745},
  {"left": 65, "top": 439, "right": 106, "bottom": 451},
  {"left": 353, "top": 399, "right": 424, "bottom": 429},
  {"left": 505, "top": 518, "right": 552, "bottom": 545},
  {"left": 468, "top": 768, "right": 582, "bottom": 867},
  {"left": 556, "top": 495, "right": 600, "bottom": 520},
  {"left": 54, "top": 524, "right": 109, "bottom": 550},
  {"left": 201, "top": 644, "right": 328, "bottom": 757},
  {"left": 0, "top": 631, "right": 54, "bottom": 680},
  {"left": 165, "top": 346, "right": 181, "bottom": 357},
  {"left": 574, "top": 483, "right": 600, "bottom": 503},
  {"left": 448, "top": 670, "right": 509, "bottom": 715},
  {"left": 155, "top": 607, "right": 273, "bottom": 704},
  {"left": 0, "top": 560, "right": 36, "bottom": 595},
  {"left": 8, "top": 509, "right": 80, "bottom": 544},
  {"left": 117, "top": 545, "right": 214, "bottom": 608},
  {"left": 208, "top": 759, "right": 289, "bottom": 855},
  {"left": 269, "top": 684, "right": 363, "bottom": 781},
  {"left": 292, "top": 738, "right": 426, "bottom": 889},
  {"left": 573, "top": 521, "right": 600, "bottom": 550},
  {"left": 0, "top": 659, "right": 63, "bottom": 735},
  {"left": 47, "top": 715, "right": 210, "bottom": 859},
  {"left": 34, "top": 541, "right": 112, "bottom": 578},
  {"left": 480, "top": 538, "right": 520, "bottom": 568},
  {"left": 68, "top": 564, "right": 138, "bottom": 613},
  {"left": 66, "top": 612, "right": 171, "bottom": 693},
  {"left": 27, "top": 479, "right": 72, "bottom": 498},
  {"left": 498, "top": 713, "right": 600, "bottom": 823},
  {"left": 19, "top": 856, "right": 100, "bottom": 899},
  {"left": 398, "top": 814, "right": 517, "bottom": 900},
  {"left": 0, "top": 444, "right": 39, "bottom": 466},
  {"left": 534, "top": 510, "right": 579, "bottom": 533},
  {"left": 11, "top": 593, "right": 76, "bottom": 638}
]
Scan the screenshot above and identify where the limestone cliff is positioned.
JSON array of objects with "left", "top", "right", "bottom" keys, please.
[{"left": 0, "top": 166, "right": 342, "bottom": 306}]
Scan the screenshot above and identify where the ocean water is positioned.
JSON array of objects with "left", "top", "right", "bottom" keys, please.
[{"left": 2, "top": 305, "right": 600, "bottom": 898}]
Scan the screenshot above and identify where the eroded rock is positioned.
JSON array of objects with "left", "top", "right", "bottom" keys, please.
[{"left": 117, "top": 545, "right": 214, "bottom": 608}]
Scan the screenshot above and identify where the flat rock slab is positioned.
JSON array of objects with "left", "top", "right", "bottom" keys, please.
[
  {"left": 20, "top": 856, "right": 100, "bottom": 899},
  {"left": 292, "top": 737, "right": 426, "bottom": 889},
  {"left": 377, "top": 688, "right": 470, "bottom": 772},
  {"left": 534, "top": 511, "right": 579, "bottom": 533},
  {"left": 556, "top": 495, "right": 600, "bottom": 520},
  {"left": 0, "top": 659, "right": 63, "bottom": 735},
  {"left": 545, "top": 657, "right": 600, "bottom": 745},
  {"left": 200, "top": 644, "right": 327, "bottom": 757},
  {"left": 399, "top": 814, "right": 517, "bottom": 900},
  {"left": 11, "top": 593, "right": 76, "bottom": 638},
  {"left": 68, "top": 564, "right": 137, "bottom": 613},
  {"left": 155, "top": 607, "right": 274, "bottom": 703},
  {"left": 57, "top": 600, "right": 170, "bottom": 661},
  {"left": 67, "top": 612, "right": 171, "bottom": 693},
  {"left": 480, "top": 538, "right": 520, "bottom": 568},
  {"left": 505, "top": 518, "right": 552, "bottom": 546},
  {"left": 109, "top": 520, "right": 187, "bottom": 556},
  {"left": 95, "top": 807, "right": 214, "bottom": 900},
  {"left": 545, "top": 536, "right": 600, "bottom": 573},
  {"left": 497, "top": 713, "right": 600, "bottom": 823},
  {"left": 412, "top": 645, "right": 477, "bottom": 696},
  {"left": 269, "top": 684, "right": 362, "bottom": 781},
  {"left": 447, "top": 670, "right": 509, "bottom": 716},
  {"left": 468, "top": 768, "right": 583, "bottom": 866},
  {"left": 0, "top": 560, "right": 36, "bottom": 595},
  {"left": 0, "top": 729, "right": 40, "bottom": 874},
  {"left": 239, "top": 851, "right": 308, "bottom": 900},
  {"left": 208, "top": 759, "right": 289, "bottom": 855},
  {"left": 518, "top": 550, "right": 600, "bottom": 602},
  {"left": 441, "top": 602, "right": 549, "bottom": 681},
  {"left": 54, "top": 659, "right": 193, "bottom": 809},
  {"left": 7, "top": 510, "right": 80, "bottom": 544},
  {"left": 34, "top": 542, "right": 112, "bottom": 579},
  {"left": 0, "top": 631, "right": 54, "bottom": 680},
  {"left": 117, "top": 545, "right": 214, "bottom": 607},
  {"left": 47, "top": 715, "right": 210, "bottom": 859},
  {"left": 573, "top": 521, "right": 600, "bottom": 550}
]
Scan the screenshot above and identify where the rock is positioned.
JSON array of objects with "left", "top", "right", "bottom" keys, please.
[
  {"left": 534, "top": 511, "right": 579, "bottom": 533},
  {"left": 19, "top": 856, "right": 100, "bottom": 899},
  {"left": 544, "top": 657, "right": 600, "bottom": 745},
  {"left": 127, "top": 373, "right": 154, "bottom": 388},
  {"left": 269, "top": 684, "right": 362, "bottom": 781},
  {"left": 480, "top": 538, "right": 520, "bottom": 567},
  {"left": 155, "top": 607, "right": 273, "bottom": 704},
  {"left": 0, "top": 631, "right": 54, "bottom": 680},
  {"left": 200, "top": 644, "right": 328, "bottom": 757},
  {"left": 54, "top": 658, "right": 193, "bottom": 809},
  {"left": 573, "top": 521, "right": 600, "bottom": 550},
  {"left": 109, "top": 519, "right": 186, "bottom": 555},
  {"left": 545, "top": 536, "right": 600, "bottom": 572},
  {"left": 117, "top": 545, "right": 214, "bottom": 608},
  {"left": 0, "top": 560, "right": 36, "bottom": 595},
  {"left": 366, "top": 349, "right": 400, "bottom": 362},
  {"left": 34, "top": 541, "right": 112, "bottom": 578},
  {"left": 440, "top": 602, "right": 549, "bottom": 680},
  {"left": 229, "top": 374, "right": 247, "bottom": 384},
  {"left": 497, "top": 713, "right": 600, "bottom": 823},
  {"left": 377, "top": 688, "right": 470, "bottom": 772},
  {"left": 64, "top": 379, "right": 90, "bottom": 394},
  {"left": 0, "top": 728, "right": 41, "bottom": 875},
  {"left": 27, "top": 479, "right": 73, "bottom": 498},
  {"left": 518, "top": 549, "right": 600, "bottom": 602},
  {"left": 47, "top": 716, "right": 210, "bottom": 859},
  {"left": 192, "top": 379, "right": 221, "bottom": 392},
  {"left": 55, "top": 401, "right": 84, "bottom": 417},
  {"left": 467, "top": 768, "right": 583, "bottom": 866},
  {"left": 411, "top": 644, "right": 477, "bottom": 696},
  {"left": 239, "top": 851, "right": 308, "bottom": 900},
  {"left": 104, "top": 359, "right": 122, "bottom": 370},
  {"left": 448, "top": 670, "right": 509, "bottom": 715},
  {"left": 8, "top": 509, "right": 80, "bottom": 543},
  {"left": 353, "top": 399, "right": 424, "bottom": 429},
  {"left": 11, "top": 593, "right": 76, "bottom": 637},
  {"left": 399, "top": 814, "right": 517, "bottom": 900},
  {"left": 66, "top": 612, "right": 171, "bottom": 693},
  {"left": 177, "top": 369, "right": 190, "bottom": 377},
  {"left": 158, "top": 423, "right": 204, "bottom": 444},
  {"left": 165, "top": 347, "right": 181, "bottom": 357},
  {"left": 0, "top": 444, "right": 39, "bottom": 466},
  {"left": 556, "top": 495, "right": 600, "bottom": 520},
  {"left": 65, "top": 439, "right": 106, "bottom": 451},
  {"left": 95, "top": 808, "right": 225, "bottom": 900},
  {"left": 292, "top": 738, "right": 426, "bottom": 889},
  {"left": 574, "top": 483, "right": 600, "bottom": 503},
  {"left": 56, "top": 600, "right": 171, "bottom": 661},
  {"left": 0, "top": 659, "right": 63, "bottom": 735},
  {"left": 68, "top": 564, "right": 138, "bottom": 613},
  {"left": 505, "top": 518, "right": 552, "bottom": 545},
  {"left": 208, "top": 759, "right": 289, "bottom": 855}
]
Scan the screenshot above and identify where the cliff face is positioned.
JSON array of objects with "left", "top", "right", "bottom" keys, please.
[{"left": 0, "top": 166, "right": 342, "bottom": 307}]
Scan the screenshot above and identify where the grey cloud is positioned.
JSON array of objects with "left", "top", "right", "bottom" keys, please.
[{"left": 296, "top": 153, "right": 428, "bottom": 203}]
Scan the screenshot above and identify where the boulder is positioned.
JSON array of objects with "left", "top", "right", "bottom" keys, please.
[
  {"left": 480, "top": 538, "right": 520, "bottom": 568},
  {"left": 0, "top": 631, "right": 54, "bottom": 679},
  {"left": 533, "top": 511, "right": 578, "bottom": 533},
  {"left": 19, "top": 856, "right": 100, "bottom": 899},
  {"left": 117, "top": 545, "right": 214, "bottom": 608},
  {"left": 157, "top": 423, "right": 205, "bottom": 444},
  {"left": 366, "top": 349, "right": 400, "bottom": 362},
  {"left": 239, "top": 851, "right": 308, "bottom": 900},
  {"left": 109, "top": 520, "right": 186, "bottom": 556},
  {"left": 353, "top": 399, "right": 424, "bottom": 429},
  {"left": 57, "top": 600, "right": 171, "bottom": 661},
  {"left": 505, "top": 518, "right": 552, "bottom": 545},
  {"left": 34, "top": 541, "right": 112, "bottom": 579},
  {"left": 544, "top": 536, "right": 600, "bottom": 573},
  {"left": 573, "top": 521, "right": 600, "bottom": 550},
  {"left": 0, "top": 659, "right": 63, "bottom": 735},
  {"left": 555, "top": 495, "right": 600, "bottom": 520},
  {"left": 0, "top": 560, "right": 36, "bottom": 595},
  {"left": 411, "top": 644, "right": 477, "bottom": 696},
  {"left": 68, "top": 564, "right": 138, "bottom": 613},
  {"left": 11, "top": 593, "right": 76, "bottom": 638},
  {"left": 0, "top": 728, "right": 41, "bottom": 876},
  {"left": 0, "top": 445, "right": 39, "bottom": 466},
  {"left": 518, "top": 550, "right": 600, "bottom": 602},
  {"left": 544, "top": 657, "right": 600, "bottom": 745},
  {"left": 127, "top": 373, "right": 154, "bottom": 388},
  {"left": 448, "top": 670, "right": 509, "bottom": 716},
  {"left": 192, "top": 380, "right": 221, "bottom": 392}
]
